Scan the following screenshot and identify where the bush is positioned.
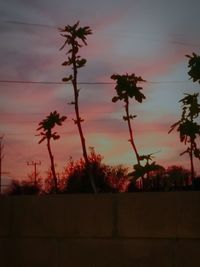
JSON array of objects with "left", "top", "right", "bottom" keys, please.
[
  {"left": 5, "top": 179, "right": 41, "bottom": 195},
  {"left": 61, "top": 148, "right": 130, "bottom": 193}
]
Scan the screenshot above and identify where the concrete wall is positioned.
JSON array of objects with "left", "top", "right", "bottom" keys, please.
[{"left": 0, "top": 192, "right": 200, "bottom": 267}]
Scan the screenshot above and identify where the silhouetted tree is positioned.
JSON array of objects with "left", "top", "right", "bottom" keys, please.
[
  {"left": 61, "top": 148, "right": 129, "bottom": 193},
  {"left": 111, "top": 73, "right": 146, "bottom": 165},
  {"left": 104, "top": 164, "right": 130, "bottom": 192},
  {"left": 43, "top": 168, "right": 67, "bottom": 194},
  {"left": 6, "top": 179, "right": 41, "bottom": 195},
  {"left": 37, "top": 111, "right": 66, "bottom": 192},
  {"left": 193, "top": 175, "right": 200, "bottom": 190},
  {"left": 130, "top": 152, "right": 164, "bottom": 191},
  {"left": 169, "top": 94, "right": 200, "bottom": 183},
  {"left": 59, "top": 21, "right": 96, "bottom": 192},
  {"left": 166, "top": 165, "right": 191, "bottom": 190},
  {"left": 148, "top": 168, "right": 166, "bottom": 191}
]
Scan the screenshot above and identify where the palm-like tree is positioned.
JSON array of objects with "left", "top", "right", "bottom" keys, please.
[
  {"left": 37, "top": 111, "right": 67, "bottom": 192},
  {"left": 111, "top": 73, "right": 146, "bottom": 165}
]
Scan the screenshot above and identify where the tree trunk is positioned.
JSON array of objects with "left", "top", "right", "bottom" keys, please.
[
  {"left": 71, "top": 44, "right": 97, "bottom": 193},
  {"left": 189, "top": 141, "right": 195, "bottom": 186},
  {"left": 125, "top": 99, "right": 140, "bottom": 165},
  {"left": 125, "top": 99, "right": 144, "bottom": 189},
  {"left": 47, "top": 138, "right": 58, "bottom": 192}
]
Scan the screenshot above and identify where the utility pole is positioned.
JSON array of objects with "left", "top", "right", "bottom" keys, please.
[{"left": 27, "top": 161, "right": 41, "bottom": 186}]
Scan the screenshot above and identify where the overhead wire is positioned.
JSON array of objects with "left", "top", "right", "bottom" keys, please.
[
  {"left": 0, "top": 79, "right": 191, "bottom": 85},
  {"left": 2, "top": 19, "right": 200, "bottom": 47},
  {"left": 0, "top": 80, "right": 114, "bottom": 85},
  {"left": 3, "top": 20, "right": 57, "bottom": 29},
  {"left": 0, "top": 20, "right": 196, "bottom": 86},
  {"left": 0, "top": 20, "right": 197, "bottom": 132}
]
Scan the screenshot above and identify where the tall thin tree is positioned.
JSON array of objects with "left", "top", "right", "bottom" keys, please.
[
  {"left": 169, "top": 53, "right": 200, "bottom": 183},
  {"left": 37, "top": 111, "right": 66, "bottom": 192},
  {"left": 169, "top": 93, "right": 200, "bottom": 183},
  {"left": 59, "top": 21, "right": 96, "bottom": 192},
  {"left": 111, "top": 73, "right": 146, "bottom": 165}
]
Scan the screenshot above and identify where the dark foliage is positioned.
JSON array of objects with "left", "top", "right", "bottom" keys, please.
[
  {"left": 128, "top": 167, "right": 166, "bottom": 192},
  {"left": 165, "top": 165, "right": 191, "bottom": 190},
  {"left": 6, "top": 180, "right": 41, "bottom": 195},
  {"left": 37, "top": 110, "right": 67, "bottom": 144},
  {"left": 61, "top": 148, "right": 129, "bottom": 193},
  {"left": 111, "top": 73, "right": 146, "bottom": 103},
  {"left": 169, "top": 93, "right": 200, "bottom": 182},
  {"left": 186, "top": 53, "right": 200, "bottom": 83},
  {"left": 128, "top": 165, "right": 199, "bottom": 192},
  {"left": 193, "top": 176, "right": 200, "bottom": 190}
]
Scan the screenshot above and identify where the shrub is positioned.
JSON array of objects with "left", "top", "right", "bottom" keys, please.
[{"left": 6, "top": 179, "right": 41, "bottom": 195}]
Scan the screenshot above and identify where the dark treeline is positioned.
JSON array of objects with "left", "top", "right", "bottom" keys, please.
[{"left": 4, "top": 149, "right": 200, "bottom": 195}]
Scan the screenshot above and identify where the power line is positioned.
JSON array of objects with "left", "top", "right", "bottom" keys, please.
[
  {"left": 0, "top": 111, "right": 114, "bottom": 115},
  {"left": 1, "top": 128, "right": 127, "bottom": 135},
  {"left": 3, "top": 20, "right": 57, "bottom": 29},
  {"left": 0, "top": 79, "right": 191, "bottom": 85},
  {"left": 0, "top": 113, "right": 126, "bottom": 124},
  {"left": 0, "top": 80, "right": 114, "bottom": 85},
  {"left": 0, "top": 118, "right": 120, "bottom": 124},
  {"left": 171, "top": 41, "right": 200, "bottom": 47},
  {"left": 2, "top": 20, "right": 200, "bottom": 47}
]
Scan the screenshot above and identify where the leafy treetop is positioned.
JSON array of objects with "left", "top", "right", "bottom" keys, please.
[
  {"left": 59, "top": 21, "right": 92, "bottom": 82},
  {"left": 37, "top": 111, "right": 67, "bottom": 144},
  {"left": 111, "top": 73, "right": 146, "bottom": 103},
  {"left": 133, "top": 152, "right": 164, "bottom": 179},
  {"left": 180, "top": 93, "right": 200, "bottom": 119},
  {"left": 186, "top": 53, "right": 200, "bottom": 83}
]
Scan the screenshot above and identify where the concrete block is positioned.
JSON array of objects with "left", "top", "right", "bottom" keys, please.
[
  {"left": 0, "top": 238, "right": 11, "bottom": 267},
  {"left": 117, "top": 193, "right": 179, "bottom": 238},
  {"left": 59, "top": 238, "right": 174, "bottom": 267},
  {"left": 177, "top": 192, "right": 200, "bottom": 238},
  {"left": 0, "top": 197, "right": 12, "bottom": 237},
  {"left": 12, "top": 195, "right": 113, "bottom": 238},
  {"left": 59, "top": 238, "right": 123, "bottom": 267},
  {"left": 65, "top": 194, "right": 113, "bottom": 237},
  {"left": 174, "top": 239, "right": 200, "bottom": 267},
  {"left": 2, "top": 238, "right": 58, "bottom": 267},
  {"left": 122, "top": 239, "right": 174, "bottom": 267}
]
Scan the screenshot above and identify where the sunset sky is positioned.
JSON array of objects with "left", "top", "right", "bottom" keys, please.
[{"left": 0, "top": 0, "right": 200, "bottom": 184}]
